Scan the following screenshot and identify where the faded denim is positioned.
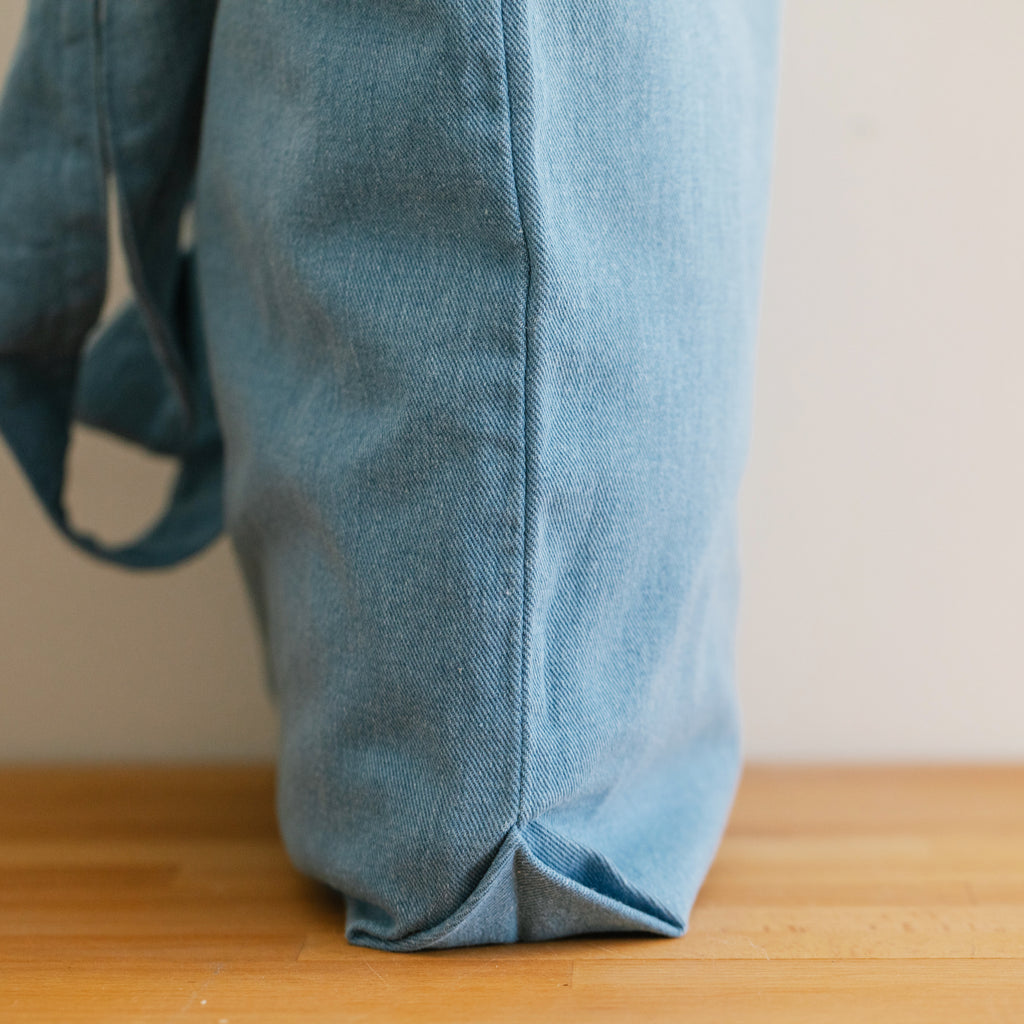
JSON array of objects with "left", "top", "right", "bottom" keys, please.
[{"left": 0, "top": 1, "right": 782, "bottom": 950}]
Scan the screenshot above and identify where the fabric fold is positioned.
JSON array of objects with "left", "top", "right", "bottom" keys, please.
[{"left": 345, "top": 822, "right": 684, "bottom": 952}]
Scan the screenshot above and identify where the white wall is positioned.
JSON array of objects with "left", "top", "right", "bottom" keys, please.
[
  {"left": 1, "top": 1, "right": 1021, "bottom": 761},
  {"left": 737, "top": 0, "right": 1024, "bottom": 760}
]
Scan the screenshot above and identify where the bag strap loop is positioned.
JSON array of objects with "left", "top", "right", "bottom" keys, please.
[{"left": 0, "top": 0, "right": 222, "bottom": 568}]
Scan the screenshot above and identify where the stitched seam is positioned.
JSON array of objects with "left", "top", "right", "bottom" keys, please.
[
  {"left": 497, "top": 0, "right": 536, "bottom": 829},
  {"left": 59, "top": 0, "right": 76, "bottom": 354},
  {"left": 93, "top": 0, "right": 193, "bottom": 434}
]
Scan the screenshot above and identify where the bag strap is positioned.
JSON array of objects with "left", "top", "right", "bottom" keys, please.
[{"left": 0, "top": 0, "right": 222, "bottom": 569}]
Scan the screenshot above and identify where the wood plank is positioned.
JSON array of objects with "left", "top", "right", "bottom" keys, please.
[
  {"left": 728, "top": 764, "right": 1024, "bottom": 835},
  {"left": 2, "top": 960, "right": 1023, "bottom": 1023},
  {"left": 1, "top": 763, "right": 1022, "bottom": 1022}
]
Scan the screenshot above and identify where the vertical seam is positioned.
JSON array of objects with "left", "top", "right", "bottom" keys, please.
[
  {"left": 92, "top": 0, "right": 194, "bottom": 436},
  {"left": 58, "top": 0, "right": 74, "bottom": 354},
  {"left": 496, "top": 0, "right": 536, "bottom": 830}
]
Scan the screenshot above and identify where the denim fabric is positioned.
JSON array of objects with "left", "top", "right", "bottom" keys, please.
[{"left": 0, "top": 1, "right": 782, "bottom": 950}]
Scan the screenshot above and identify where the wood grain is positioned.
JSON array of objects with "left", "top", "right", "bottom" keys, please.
[{"left": 1, "top": 763, "right": 1022, "bottom": 1022}]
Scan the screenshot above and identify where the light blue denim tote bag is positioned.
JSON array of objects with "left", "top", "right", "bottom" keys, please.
[{"left": 0, "top": 0, "right": 782, "bottom": 950}]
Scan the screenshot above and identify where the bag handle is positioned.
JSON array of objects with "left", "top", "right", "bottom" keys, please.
[{"left": 0, "top": 0, "right": 222, "bottom": 569}]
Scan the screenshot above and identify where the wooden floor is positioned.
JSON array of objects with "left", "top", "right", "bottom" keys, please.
[{"left": 1, "top": 764, "right": 1022, "bottom": 1022}]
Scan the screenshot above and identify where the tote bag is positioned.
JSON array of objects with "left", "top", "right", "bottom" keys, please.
[{"left": 0, "top": 0, "right": 781, "bottom": 951}]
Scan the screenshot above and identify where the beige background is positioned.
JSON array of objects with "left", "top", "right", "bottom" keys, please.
[{"left": 1, "top": 2, "right": 1021, "bottom": 763}]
